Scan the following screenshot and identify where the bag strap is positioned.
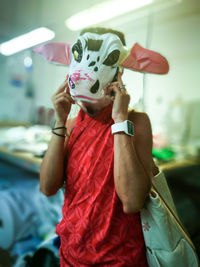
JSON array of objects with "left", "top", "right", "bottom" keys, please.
[{"left": 151, "top": 182, "right": 196, "bottom": 251}]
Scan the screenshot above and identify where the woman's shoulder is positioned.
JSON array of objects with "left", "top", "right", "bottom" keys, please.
[
  {"left": 128, "top": 110, "right": 153, "bottom": 176},
  {"left": 128, "top": 109, "right": 152, "bottom": 133}
]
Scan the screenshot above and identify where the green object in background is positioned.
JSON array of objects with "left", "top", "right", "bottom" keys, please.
[{"left": 152, "top": 147, "right": 175, "bottom": 161}]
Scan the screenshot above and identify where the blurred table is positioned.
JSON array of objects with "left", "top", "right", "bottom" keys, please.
[
  {"left": 0, "top": 146, "right": 42, "bottom": 173},
  {"left": 0, "top": 137, "right": 199, "bottom": 175},
  {"left": 159, "top": 157, "right": 199, "bottom": 171}
]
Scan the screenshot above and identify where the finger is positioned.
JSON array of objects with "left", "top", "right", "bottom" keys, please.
[
  {"left": 55, "top": 80, "right": 68, "bottom": 95},
  {"left": 66, "top": 83, "right": 70, "bottom": 94},
  {"left": 118, "top": 84, "right": 127, "bottom": 92},
  {"left": 54, "top": 91, "right": 71, "bottom": 100},
  {"left": 54, "top": 92, "right": 67, "bottom": 99},
  {"left": 109, "top": 96, "right": 115, "bottom": 101},
  {"left": 106, "top": 82, "right": 121, "bottom": 94},
  {"left": 54, "top": 95, "right": 74, "bottom": 105},
  {"left": 109, "top": 81, "right": 126, "bottom": 91},
  {"left": 118, "top": 71, "right": 123, "bottom": 84},
  {"left": 104, "top": 85, "right": 114, "bottom": 96},
  {"left": 109, "top": 82, "right": 126, "bottom": 91},
  {"left": 109, "top": 81, "right": 120, "bottom": 87},
  {"left": 54, "top": 98, "right": 69, "bottom": 107},
  {"left": 65, "top": 93, "right": 75, "bottom": 103},
  {"left": 109, "top": 84, "right": 122, "bottom": 95},
  {"left": 54, "top": 91, "right": 74, "bottom": 102}
]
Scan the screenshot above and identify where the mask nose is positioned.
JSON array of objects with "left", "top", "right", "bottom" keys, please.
[
  {"left": 69, "top": 77, "right": 75, "bottom": 89},
  {"left": 69, "top": 75, "right": 100, "bottom": 94},
  {"left": 69, "top": 71, "right": 97, "bottom": 91}
]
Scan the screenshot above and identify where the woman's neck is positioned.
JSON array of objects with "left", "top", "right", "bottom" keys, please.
[{"left": 80, "top": 98, "right": 112, "bottom": 117}]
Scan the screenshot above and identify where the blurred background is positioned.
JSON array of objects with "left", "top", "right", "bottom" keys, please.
[{"left": 0, "top": 0, "right": 200, "bottom": 266}]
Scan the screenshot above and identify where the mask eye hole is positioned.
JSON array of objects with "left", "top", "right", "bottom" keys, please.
[
  {"left": 73, "top": 50, "right": 79, "bottom": 60},
  {"left": 72, "top": 39, "right": 83, "bottom": 63},
  {"left": 103, "top": 50, "right": 120, "bottom": 66}
]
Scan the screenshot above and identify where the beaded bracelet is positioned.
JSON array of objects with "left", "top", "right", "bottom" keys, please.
[{"left": 52, "top": 126, "right": 68, "bottom": 138}]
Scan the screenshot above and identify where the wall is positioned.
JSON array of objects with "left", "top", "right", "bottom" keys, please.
[
  {"left": 0, "top": 52, "right": 35, "bottom": 122},
  {"left": 0, "top": 0, "right": 199, "bottom": 143},
  {"left": 117, "top": 0, "right": 200, "bottom": 144}
]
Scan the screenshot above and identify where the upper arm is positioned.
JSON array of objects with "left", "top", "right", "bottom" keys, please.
[{"left": 129, "top": 110, "right": 153, "bottom": 178}]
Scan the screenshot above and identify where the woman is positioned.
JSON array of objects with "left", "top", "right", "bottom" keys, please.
[{"left": 40, "top": 28, "right": 158, "bottom": 266}]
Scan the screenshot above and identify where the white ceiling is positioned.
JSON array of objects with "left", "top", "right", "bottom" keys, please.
[
  {"left": 0, "top": 0, "right": 199, "bottom": 45},
  {"left": 0, "top": 0, "right": 102, "bottom": 43}
]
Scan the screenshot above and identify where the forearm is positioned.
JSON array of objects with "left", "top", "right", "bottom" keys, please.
[
  {"left": 40, "top": 122, "right": 68, "bottom": 196},
  {"left": 114, "top": 133, "right": 151, "bottom": 213},
  {"left": 39, "top": 80, "right": 75, "bottom": 195}
]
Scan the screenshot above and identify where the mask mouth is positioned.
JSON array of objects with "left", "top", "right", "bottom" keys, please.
[{"left": 72, "top": 95, "right": 97, "bottom": 102}]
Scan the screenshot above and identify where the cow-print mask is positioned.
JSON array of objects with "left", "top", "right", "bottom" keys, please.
[
  {"left": 68, "top": 32, "right": 125, "bottom": 103},
  {"left": 33, "top": 30, "right": 169, "bottom": 109}
]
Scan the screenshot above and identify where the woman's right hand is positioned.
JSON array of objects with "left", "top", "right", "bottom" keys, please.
[{"left": 51, "top": 80, "right": 75, "bottom": 125}]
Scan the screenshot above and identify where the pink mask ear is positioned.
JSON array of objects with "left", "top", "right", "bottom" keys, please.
[
  {"left": 120, "top": 43, "right": 169, "bottom": 74},
  {"left": 33, "top": 42, "right": 71, "bottom": 66}
]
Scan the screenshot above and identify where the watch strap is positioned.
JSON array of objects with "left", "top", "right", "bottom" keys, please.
[{"left": 111, "top": 120, "right": 134, "bottom": 136}]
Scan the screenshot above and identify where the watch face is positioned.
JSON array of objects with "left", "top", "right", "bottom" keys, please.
[{"left": 127, "top": 121, "right": 134, "bottom": 136}]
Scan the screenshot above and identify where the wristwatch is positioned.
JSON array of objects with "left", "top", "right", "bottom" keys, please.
[{"left": 111, "top": 120, "right": 134, "bottom": 136}]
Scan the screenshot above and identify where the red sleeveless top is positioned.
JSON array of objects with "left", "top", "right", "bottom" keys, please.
[{"left": 56, "top": 105, "right": 148, "bottom": 266}]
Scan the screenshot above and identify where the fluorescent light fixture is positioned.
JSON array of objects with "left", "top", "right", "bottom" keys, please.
[
  {"left": 0, "top": 27, "right": 55, "bottom": 56},
  {"left": 66, "top": 0, "right": 153, "bottom": 31}
]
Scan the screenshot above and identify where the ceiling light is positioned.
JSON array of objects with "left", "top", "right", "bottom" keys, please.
[
  {"left": 24, "top": 57, "right": 33, "bottom": 68},
  {"left": 65, "top": 0, "right": 153, "bottom": 31},
  {"left": 0, "top": 27, "right": 55, "bottom": 56}
]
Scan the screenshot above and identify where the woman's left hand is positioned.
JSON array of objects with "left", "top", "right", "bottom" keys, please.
[{"left": 108, "top": 73, "right": 130, "bottom": 123}]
